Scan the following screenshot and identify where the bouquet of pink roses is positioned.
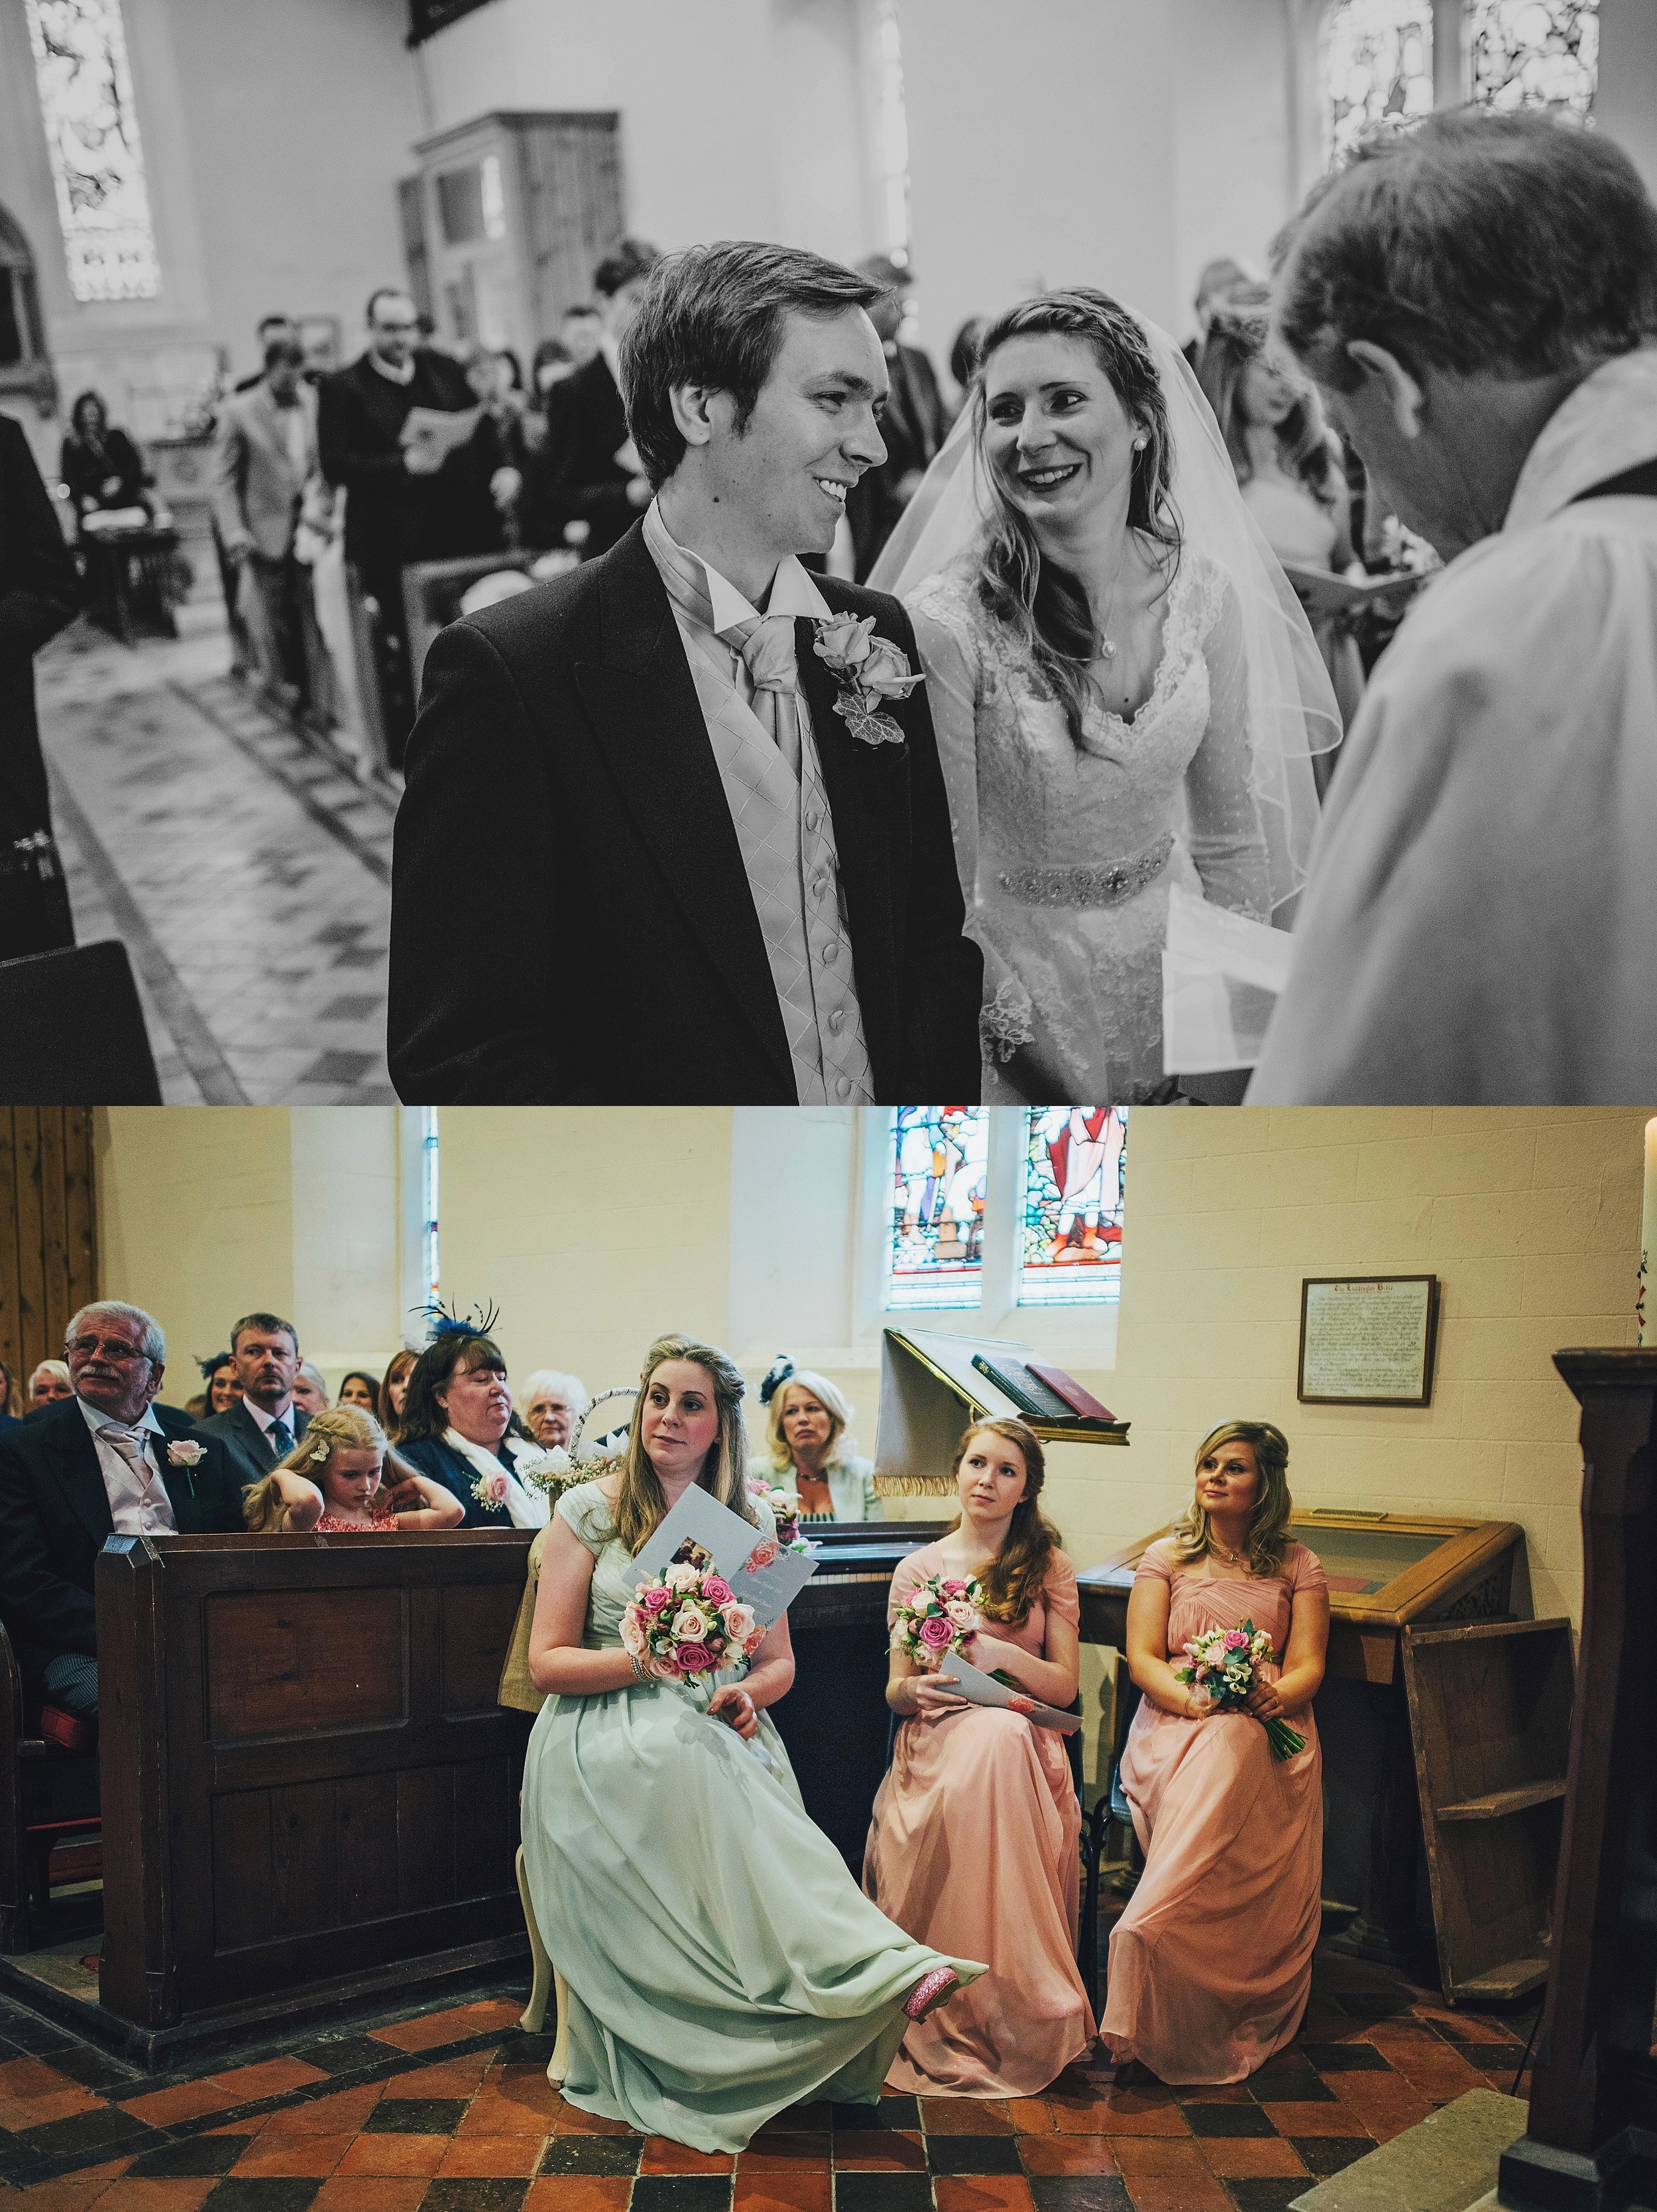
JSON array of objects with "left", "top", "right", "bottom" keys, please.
[
  {"left": 1174, "top": 1620, "right": 1305, "bottom": 1760},
  {"left": 746, "top": 1478, "right": 810, "bottom": 1553},
  {"left": 620, "top": 1559, "right": 763, "bottom": 1683},
  {"left": 891, "top": 1571, "right": 986, "bottom": 1667}
]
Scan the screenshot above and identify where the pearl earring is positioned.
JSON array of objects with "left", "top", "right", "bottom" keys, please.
[{"left": 1132, "top": 435, "right": 1147, "bottom": 451}]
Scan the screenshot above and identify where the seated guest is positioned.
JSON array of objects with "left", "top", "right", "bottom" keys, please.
[
  {"left": 28, "top": 1360, "right": 72, "bottom": 1410},
  {"left": 195, "top": 1312, "right": 310, "bottom": 1484},
  {"left": 337, "top": 1370, "right": 380, "bottom": 1417},
  {"left": 0, "top": 1302, "right": 244, "bottom": 1734},
  {"left": 60, "top": 391, "right": 152, "bottom": 523},
  {"left": 1101, "top": 1421, "right": 1328, "bottom": 2084},
  {"left": 1251, "top": 111, "right": 1657, "bottom": 1103},
  {"left": 394, "top": 1320, "right": 550, "bottom": 1528},
  {"left": 242, "top": 1405, "right": 462, "bottom": 1532},
  {"left": 519, "top": 1368, "right": 587, "bottom": 1451},
  {"left": 293, "top": 1362, "right": 329, "bottom": 1414},
  {"left": 203, "top": 1353, "right": 240, "bottom": 1415},
  {"left": 866, "top": 1418, "right": 1090, "bottom": 2095},
  {"left": 1182, "top": 254, "right": 1257, "bottom": 370},
  {"left": 528, "top": 238, "right": 659, "bottom": 556},
  {"left": 380, "top": 1347, "right": 418, "bottom": 1439},
  {"left": 750, "top": 1360, "right": 879, "bottom": 1522},
  {"left": 0, "top": 1362, "right": 19, "bottom": 1427},
  {"left": 520, "top": 1331, "right": 976, "bottom": 2150}
]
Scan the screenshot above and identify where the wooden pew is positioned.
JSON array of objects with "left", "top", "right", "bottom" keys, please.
[{"left": 94, "top": 1528, "right": 534, "bottom": 2064}]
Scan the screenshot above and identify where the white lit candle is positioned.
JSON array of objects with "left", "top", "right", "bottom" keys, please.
[{"left": 1642, "top": 1117, "right": 1657, "bottom": 1345}]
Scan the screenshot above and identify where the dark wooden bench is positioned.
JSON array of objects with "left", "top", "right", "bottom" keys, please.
[{"left": 0, "top": 1618, "right": 101, "bottom": 1954}]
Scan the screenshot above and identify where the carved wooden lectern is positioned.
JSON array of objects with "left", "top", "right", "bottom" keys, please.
[{"left": 1500, "top": 1349, "right": 1657, "bottom": 2212}]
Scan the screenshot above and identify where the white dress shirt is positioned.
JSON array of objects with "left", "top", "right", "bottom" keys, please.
[{"left": 76, "top": 1396, "right": 178, "bottom": 1535}]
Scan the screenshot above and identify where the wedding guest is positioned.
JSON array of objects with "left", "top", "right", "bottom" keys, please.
[
  {"left": 1101, "top": 1421, "right": 1328, "bottom": 2083},
  {"left": 390, "top": 239, "right": 982, "bottom": 1104},
  {"left": 520, "top": 1368, "right": 586, "bottom": 1450},
  {"left": 29, "top": 1360, "right": 72, "bottom": 1408},
  {"left": 0, "top": 1362, "right": 19, "bottom": 1426},
  {"left": 0, "top": 1303, "right": 244, "bottom": 1734},
  {"left": 209, "top": 337, "right": 325, "bottom": 714},
  {"left": 317, "top": 287, "right": 473, "bottom": 758},
  {"left": 1182, "top": 255, "right": 1257, "bottom": 370},
  {"left": 234, "top": 313, "right": 300, "bottom": 394},
  {"left": 202, "top": 1355, "right": 241, "bottom": 1416},
  {"left": 531, "top": 239, "right": 659, "bottom": 557},
  {"left": 749, "top": 1361, "right": 879, "bottom": 1522},
  {"left": 520, "top": 1331, "right": 977, "bottom": 2151},
  {"left": 1251, "top": 109, "right": 1657, "bottom": 1103},
  {"left": 1197, "top": 302, "right": 1365, "bottom": 743},
  {"left": 242, "top": 1404, "right": 462, "bottom": 1532},
  {"left": 424, "top": 343, "right": 527, "bottom": 559},
  {"left": 337, "top": 1370, "right": 380, "bottom": 1416},
  {"left": 292, "top": 1361, "right": 329, "bottom": 1415},
  {"left": 379, "top": 1347, "right": 418, "bottom": 1438},
  {"left": 866, "top": 1418, "right": 1090, "bottom": 2093},
  {"left": 560, "top": 303, "right": 602, "bottom": 370},
  {"left": 2, "top": 409, "right": 80, "bottom": 962},
  {"left": 60, "top": 392, "right": 152, "bottom": 523},
  {"left": 845, "top": 254, "right": 948, "bottom": 580},
  {"left": 948, "top": 316, "right": 987, "bottom": 401},
  {"left": 878, "top": 288, "right": 1336, "bottom": 1101},
  {"left": 195, "top": 1313, "right": 310, "bottom": 1484},
  {"left": 394, "top": 1321, "right": 550, "bottom": 1528}
]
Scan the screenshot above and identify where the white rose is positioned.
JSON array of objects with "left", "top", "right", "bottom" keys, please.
[{"left": 671, "top": 1603, "right": 711, "bottom": 1640}]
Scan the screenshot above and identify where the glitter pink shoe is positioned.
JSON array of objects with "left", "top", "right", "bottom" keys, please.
[{"left": 903, "top": 1966, "right": 959, "bottom": 2021}]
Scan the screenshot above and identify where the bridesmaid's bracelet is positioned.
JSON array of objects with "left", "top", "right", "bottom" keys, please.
[{"left": 630, "top": 1652, "right": 653, "bottom": 1685}]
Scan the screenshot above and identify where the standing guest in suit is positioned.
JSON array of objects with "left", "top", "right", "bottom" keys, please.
[
  {"left": 393, "top": 1319, "right": 549, "bottom": 1529},
  {"left": 528, "top": 240, "right": 659, "bottom": 557},
  {"left": 844, "top": 256, "right": 948, "bottom": 581},
  {"left": 220, "top": 314, "right": 298, "bottom": 675},
  {"left": 28, "top": 1360, "right": 72, "bottom": 1408},
  {"left": 211, "top": 338, "right": 327, "bottom": 714},
  {"left": 317, "top": 288, "right": 472, "bottom": 759},
  {"left": 1, "top": 410, "right": 80, "bottom": 961},
  {"left": 390, "top": 239, "right": 983, "bottom": 1104},
  {"left": 194, "top": 1311, "right": 310, "bottom": 1487},
  {"left": 0, "top": 1301, "right": 244, "bottom": 1739}
]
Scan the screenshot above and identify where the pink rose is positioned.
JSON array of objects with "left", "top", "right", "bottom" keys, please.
[
  {"left": 675, "top": 1642, "right": 714, "bottom": 1675},
  {"left": 671, "top": 1602, "right": 711, "bottom": 1641},
  {"left": 744, "top": 1539, "right": 779, "bottom": 1571},
  {"left": 944, "top": 1601, "right": 978, "bottom": 1632},
  {"left": 859, "top": 634, "right": 925, "bottom": 700},
  {"left": 744, "top": 1628, "right": 766, "bottom": 1657},
  {"left": 940, "top": 1579, "right": 969, "bottom": 1597},
  {"left": 814, "top": 611, "right": 877, "bottom": 675},
  {"left": 1223, "top": 1629, "right": 1249, "bottom": 1650},
  {"left": 702, "top": 1575, "right": 734, "bottom": 1607},
  {"left": 918, "top": 1614, "right": 954, "bottom": 1650},
  {"left": 620, "top": 1611, "right": 647, "bottom": 1658},
  {"left": 167, "top": 1440, "right": 205, "bottom": 1467},
  {"left": 721, "top": 1602, "right": 756, "bottom": 1643},
  {"left": 485, "top": 1472, "right": 508, "bottom": 1504},
  {"left": 642, "top": 1585, "right": 671, "bottom": 1614}
]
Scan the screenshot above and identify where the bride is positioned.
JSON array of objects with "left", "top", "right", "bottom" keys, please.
[{"left": 872, "top": 290, "right": 1338, "bottom": 1103}]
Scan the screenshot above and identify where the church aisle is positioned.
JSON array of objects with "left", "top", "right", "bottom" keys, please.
[
  {"left": 36, "top": 618, "right": 398, "bottom": 1106},
  {"left": 0, "top": 1944, "right": 1541, "bottom": 2212}
]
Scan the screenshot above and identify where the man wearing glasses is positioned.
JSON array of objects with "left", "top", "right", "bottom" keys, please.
[
  {"left": 317, "top": 286, "right": 473, "bottom": 760},
  {"left": 0, "top": 1302, "right": 243, "bottom": 1747}
]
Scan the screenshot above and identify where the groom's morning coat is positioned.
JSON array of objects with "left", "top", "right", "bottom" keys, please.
[{"left": 388, "top": 520, "right": 982, "bottom": 1102}]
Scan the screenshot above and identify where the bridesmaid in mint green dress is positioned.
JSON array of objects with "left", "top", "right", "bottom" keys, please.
[{"left": 519, "top": 1333, "right": 980, "bottom": 2154}]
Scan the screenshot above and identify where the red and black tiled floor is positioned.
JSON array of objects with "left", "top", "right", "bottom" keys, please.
[{"left": 0, "top": 1952, "right": 1538, "bottom": 2212}]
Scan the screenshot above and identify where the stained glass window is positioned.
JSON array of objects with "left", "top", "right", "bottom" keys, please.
[
  {"left": 1018, "top": 1109, "right": 1126, "bottom": 1307},
  {"left": 422, "top": 1107, "right": 440, "bottom": 1309},
  {"left": 1324, "top": 0, "right": 1435, "bottom": 164},
  {"left": 1468, "top": 0, "right": 1597, "bottom": 115},
  {"left": 25, "top": 0, "right": 158, "bottom": 303},
  {"left": 887, "top": 1107, "right": 989, "bottom": 1310}
]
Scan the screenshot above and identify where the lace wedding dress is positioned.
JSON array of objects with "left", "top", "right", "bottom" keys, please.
[{"left": 910, "top": 547, "right": 1273, "bottom": 1102}]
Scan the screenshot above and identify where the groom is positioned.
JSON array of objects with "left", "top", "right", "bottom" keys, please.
[{"left": 387, "top": 241, "right": 982, "bottom": 1103}]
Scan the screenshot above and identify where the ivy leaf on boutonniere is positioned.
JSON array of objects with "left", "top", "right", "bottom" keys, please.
[{"left": 813, "top": 613, "right": 924, "bottom": 748}]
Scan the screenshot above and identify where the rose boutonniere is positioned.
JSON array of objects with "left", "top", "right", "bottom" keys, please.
[
  {"left": 812, "top": 613, "right": 923, "bottom": 747},
  {"left": 167, "top": 1437, "right": 205, "bottom": 1496}
]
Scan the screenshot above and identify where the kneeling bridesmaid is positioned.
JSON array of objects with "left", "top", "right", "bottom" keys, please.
[
  {"left": 865, "top": 1418, "right": 1095, "bottom": 2096},
  {"left": 1100, "top": 1419, "right": 1329, "bottom": 2085}
]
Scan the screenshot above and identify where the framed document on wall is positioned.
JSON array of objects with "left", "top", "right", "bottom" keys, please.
[{"left": 1298, "top": 1276, "right": 1440, "bottom": 1407}]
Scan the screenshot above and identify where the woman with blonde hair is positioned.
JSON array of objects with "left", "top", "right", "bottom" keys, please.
[
  {"left": 1101, "top": 1419, "right": 1328, "bottom": 2084},
  {"left": 865, "top": 1418, "right": 1092, "bottom": 2094},
  {"left": 519, "top": 1331, "right": 980, "bottom": 2153},
  {"left": 242, "top": 1404, "right": 463, "bottom": 1532},
  {"left": 749, "top": 1360, "right": 880, "bottom": 1523}
]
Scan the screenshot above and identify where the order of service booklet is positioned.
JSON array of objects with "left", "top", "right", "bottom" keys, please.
[
  {"left": 632, "top": 1482, "right": 819, "bottom": 1625},
  {"left": 943, "top": 1650, "right": 1081, "bottom": 1733}
]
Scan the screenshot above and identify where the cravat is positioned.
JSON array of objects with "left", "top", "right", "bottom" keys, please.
[
  {"left": 102, "top": 1426, "right": 153, "bottom": 1483},
  {"left": 267, "top": 1415, "right": 293, "bottom": 1459},
  {"left": 718, "top": 614, "right": 803, "bottom": 779}
]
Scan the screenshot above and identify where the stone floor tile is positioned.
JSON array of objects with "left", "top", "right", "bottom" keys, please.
[
  {"left": 227, "top": 2141, "right": 353, "bottom": 2180},
  {"left": 433, "top": 2143, "right": 541, "bottom": 2180},
  {"left": 1015, "top": 2136, "right": 1120, "bottom": 2176},
  {"left": 637, "top": 2140, "right": 733, "bottom": 2176},
  {"left": 830, "top": 2132, "right": 927, "bottom": 2172},
  {"left": 933, "top": 2178, "right": 1035, "bottom": 2211}
]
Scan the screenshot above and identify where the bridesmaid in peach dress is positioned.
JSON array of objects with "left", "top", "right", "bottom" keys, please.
[
  {"left": 864, "top": 1418, "right": 1096, "bottom": 2095},
  {"left": 1101, "top": 1419, "right": 1329, "bottom": 2085}
]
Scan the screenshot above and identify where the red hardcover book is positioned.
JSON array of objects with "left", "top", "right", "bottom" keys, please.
[{"left": 1027, "top": 1362, "right": 1117, "bottom": 1423}]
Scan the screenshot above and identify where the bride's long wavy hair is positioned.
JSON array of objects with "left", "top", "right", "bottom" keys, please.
[{"left": 970, "top": 290, "right": 1182, "bottom": 746}]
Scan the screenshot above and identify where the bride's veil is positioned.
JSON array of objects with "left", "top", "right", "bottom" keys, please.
[{"left": 869, "top": 311, "right": 1341, "bottom": 916}]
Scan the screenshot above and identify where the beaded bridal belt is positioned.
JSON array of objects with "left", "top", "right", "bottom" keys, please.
[{"left": 996, "top": 833, "right": 1174, "bottom": 909}]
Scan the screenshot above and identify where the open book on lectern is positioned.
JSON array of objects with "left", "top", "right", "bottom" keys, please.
[{"left": 632, "top": 1484, "right": 818, "bottom": 1625}]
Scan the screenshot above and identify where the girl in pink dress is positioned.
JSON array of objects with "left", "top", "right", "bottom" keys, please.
[
  {"left": 241, "top": 1405, "right": 465, "bottom": 1533},
  {"left": 1102, "top": 1419, "right": 1329, "bottom": 2085},
  {"left": 865, "top": 1418, "right": 1096, "bottom": 2095}
]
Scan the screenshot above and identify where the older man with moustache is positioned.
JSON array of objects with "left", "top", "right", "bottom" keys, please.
[
  {"left": 0, "top": 1302, "right": 243, "bottom": 1741},
  {"left": 1250, "top": 110, "right": 1657, "bottom": 1103}
]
